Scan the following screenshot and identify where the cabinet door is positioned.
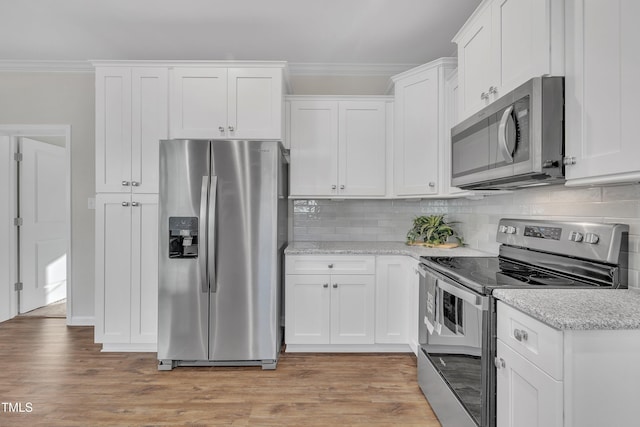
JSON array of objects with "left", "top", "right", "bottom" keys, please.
[
  {"left": 565, "top": 0, "right": 640, "bottom": 184},
  {"left": 289, "top": 101, "right": 339, "bottom": 196},
  {"left": 228, "top": 68, "right": 283, "bottom": 140},
  {"left": 496, "top": 340, "right": 563, "bottom": 427},
  {"left": 169, "top": 67, "right": 228, "bottom": 139},
  {"left": 338, "top": 101, "right": 386, "bottom": 197},
  {"left": 394, "top": 67, "right": 440, "bottom": 196},
  {"left": 130, "top": 194, "right": 158, "bottom": 344},
  {"left": 330, "top": 275, "right": 375, "bottom": 344},
  {"left": 457, "top": 6, "right": 494, "bottom": 120},
  {"left": 131, "top": 68, "right": 168, "bottom": 194},
  {"left": 493, "top": 0, "right": 549, "bottom": 96},
  {"left": 95, "top": 194, "right": 132, "bottom": 343},
  {"left": 95, "top": 67, "right": 132, "bottom": 193},
  {"left": 375, "top": 257, "right": 411, "bottom": 344},
  {"left": 285, "top": 275, "right": 331, "bottom": 344}
]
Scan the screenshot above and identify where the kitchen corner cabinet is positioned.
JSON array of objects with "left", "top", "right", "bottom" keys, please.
[
  {"left": 170, "top": 66, "right": 284, "bottom": 140},
  {"left": 564, "top": 0, "right": 640, "bottom": 186},
  {"left": 496, "top": 301, "right": 640, "bottom": 427},
  {"left": 285, "top": 256, "right": 375, "bottom": 346},
  {"left": 453, "top": 0, "right": 564, "bottom": 122},
  {"left": 95, "top": 66, "right": 169, "bottom": 193},
  {"left": 288, "top": 97, "right": 389, "bottom": 198},
  {"left": 94, "top": 194, "right": 158, "bottom": 351},
  {"left": 392, "top": 59, "right": 456, "bottom": 197}
]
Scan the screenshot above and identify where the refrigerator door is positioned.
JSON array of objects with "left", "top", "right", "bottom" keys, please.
[
  {"left": 158, "top": 139, "right": 210, "bottom": 361},
  {"left": 209, "top": 140, "right": 283, "bottom": 363}
]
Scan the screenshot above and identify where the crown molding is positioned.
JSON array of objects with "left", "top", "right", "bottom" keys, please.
[
  {"left": 0, "top": 60, "right": 93, "bottom": 72},
  {"left": 287, "top": 62, "right": 419, "bottom": 77}
]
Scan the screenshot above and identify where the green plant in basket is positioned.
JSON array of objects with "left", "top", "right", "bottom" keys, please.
[{"left": 406, "top": 215, "right": 464, "bottom": 246}]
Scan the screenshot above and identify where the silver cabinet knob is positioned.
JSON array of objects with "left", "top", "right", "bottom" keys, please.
[
  {"left": 481, "top": 92, "right": 489, "bottom": 100},
  {"left": 121, "top": 201, "right": 130, "bottom": 207},
  {"left": 332, "top": 284, "right": 338, "bottom": 288},
  {"left": 489, "top": 86, "right": 498, "bottom": 95},
  {"left": 328, "top": 264, "right": 334, "bottom": 269},
  {"left": 131, "top": 181, "right": 139, "bottom": 187},
  {"left": 228, "top": 126, "right": 235, "bottom": 132},
  {"left": 428, "top": 182, "right": 435, "bottom": 188},
  {"left": 218, "top": 126, "right": 225, "bottom": 133},
  {"left": 131, "top": 201, "right": 139, "bottom": 207},
  {"left": 340, "top": 185, "right": 345, "bottom": 190},
  {"left": 122, "top": 181, "right": 130, "bottom": 186},
  {"left": 323, "top": 283, "right": 329, "bottom": 288},
  {"left": 331, "top": 185, "right": 337, "bottom": 190},
  {"left": 513, "top": 329, "right": 528, "bottom": 342},
  {"left": 494, "top": 357, "right": 506, "bottom": 369}
]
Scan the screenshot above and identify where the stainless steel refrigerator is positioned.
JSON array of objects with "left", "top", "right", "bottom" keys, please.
[{"left": 157, "top": 139, "right": 288, "bottom": 370}]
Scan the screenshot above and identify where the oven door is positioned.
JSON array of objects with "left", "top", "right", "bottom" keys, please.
[{"left": 418, "top": 264, "right": 491, "bottom": 427}]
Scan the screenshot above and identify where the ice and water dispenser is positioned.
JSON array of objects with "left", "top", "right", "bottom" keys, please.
[{"left": 169, "top": 217, "right": 199, "bottom": 258}]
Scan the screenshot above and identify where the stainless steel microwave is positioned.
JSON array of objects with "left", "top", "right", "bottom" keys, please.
[{"left": 451, "top": 77, "right": 564, "bottom": 190}]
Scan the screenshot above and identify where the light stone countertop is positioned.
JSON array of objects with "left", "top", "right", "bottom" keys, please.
[
  {"left": 284, "top": 241, "right": 491, "bottom": 260},
  {"left": 493, "top": 288, "right": 640, "bottom": 331}
]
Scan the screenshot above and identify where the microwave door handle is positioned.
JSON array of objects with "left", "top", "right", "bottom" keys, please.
[{"left": 499, "top": 105, "right": 515, "bottom": 164}]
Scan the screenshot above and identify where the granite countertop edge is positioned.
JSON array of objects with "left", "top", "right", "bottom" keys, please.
[
  {"left": 493, "top": 288, "right": 640, "bottom": 331},
  {"left": 284, "top": 241, "right": 491, "bottom": 260}
]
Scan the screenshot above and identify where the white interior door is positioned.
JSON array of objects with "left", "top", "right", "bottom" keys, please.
[
  {"left": 0, "top": 136, "right": 13, "bottom": 322},
  {"left": 19, "top": 137, "right": 67, "bottom": 313}
]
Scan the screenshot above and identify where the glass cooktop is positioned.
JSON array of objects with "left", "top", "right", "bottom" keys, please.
[{"left": 421, "top": 256, "right": 601, "bottom": 295}]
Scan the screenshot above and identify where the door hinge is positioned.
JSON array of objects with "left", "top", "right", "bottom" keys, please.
[
  {"left": 14, "top": 282, "right": 23, "bottom": 292},
  {"left": 14, "top": 217, "right": 23, "bottom": 227},
  {"left": 14, "top": 152, "right": 22, "bottom": 162}
]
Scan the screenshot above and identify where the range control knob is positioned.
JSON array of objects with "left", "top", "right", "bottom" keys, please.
[
  {"left": 498, "top": 225, "right": 508, "bottom": 233},
  {"left": 568, "top": 231, "right": 584, "bottom": 242},
  {"left": 584, "top": 233, "right": 600, "bottom": 244},
  {"left": 505, "top": 226, "right": 517, "bottom": 234}
]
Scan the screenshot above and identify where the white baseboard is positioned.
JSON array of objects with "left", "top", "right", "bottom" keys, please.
[{"left": 66, "top": 316, "right": 94, "bottom": 326}]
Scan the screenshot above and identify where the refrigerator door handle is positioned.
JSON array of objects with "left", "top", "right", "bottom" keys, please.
[
  {"left": 208, "top": 175, "right": 218, "bottom": 293},
  {"left": 200, "top": 176, "right": 210, "bottom": 293}
]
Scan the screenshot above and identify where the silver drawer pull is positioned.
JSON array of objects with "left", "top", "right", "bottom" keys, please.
[{"left": 514, "top": 329, "right": 529, "bottom": 342}]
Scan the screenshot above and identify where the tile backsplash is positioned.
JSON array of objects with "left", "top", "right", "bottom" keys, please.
[{"left": 292, "top": 183, "right": 640, "bottom": 289}]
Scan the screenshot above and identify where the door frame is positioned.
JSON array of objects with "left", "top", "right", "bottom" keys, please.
[{"left": 0, "top": 125, "right": 71, "bottom": 323}]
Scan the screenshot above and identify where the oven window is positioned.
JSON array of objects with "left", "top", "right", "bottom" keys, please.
[{"left": 425, "top": 292, "right": 484, "bottom": 425}]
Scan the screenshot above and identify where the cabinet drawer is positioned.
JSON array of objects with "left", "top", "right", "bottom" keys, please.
[
  {"left": 286, "top": 255, "right": 375, "bottom": 275},
  {"left": 497, "top": 301, "right": 563, "bottom": 380}
]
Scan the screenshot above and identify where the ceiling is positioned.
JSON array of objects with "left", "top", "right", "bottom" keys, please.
[{"left": 1, "top": 0, "right": 481, "bottom": 73}]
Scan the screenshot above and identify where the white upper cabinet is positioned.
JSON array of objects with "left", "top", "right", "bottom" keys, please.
[
  {"left": 170, "top": 66, "right": 283, "bottom": 140},
  {"left": 95, "top": 66, "right": 168, "bottom": 193},
  {"left": 454, "top": 0, "right": 564, "bottom": 122},
  {"left": 288, "top": 97, "right": 389, "bottom": 198},
  {"left": 392, "top": 59, "right": 456, "bottom": 197},
  {"left": 564, "top": 0, "right": 640, "bottom": 186}
]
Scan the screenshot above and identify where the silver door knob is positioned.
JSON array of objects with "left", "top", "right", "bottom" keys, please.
[
  {"left": 218, "top": 126, "right": 225, "bottom": 133},
  {"left": 131, "top": 201, "right": 139, "bottom": 207},
  {"left": 228, "top": 126, "right": 235, "bottom": 132},
  {"left": 332, "top": 284, "right": 338, "bottom": 288},
  {"left": 121, "top": 202, "right": 130, "bottom": 207},
  {"left": 122, "top": 181, "right": 130, "bottom": 186}
]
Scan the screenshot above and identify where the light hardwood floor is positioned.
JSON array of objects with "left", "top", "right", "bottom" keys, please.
[{"left": 0, "top": 318, "right": 441, "bottom": 426}]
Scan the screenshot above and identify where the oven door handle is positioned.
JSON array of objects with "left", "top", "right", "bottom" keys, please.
[{"left": 437, "top": 280, "right": 483, "bottom": 308}]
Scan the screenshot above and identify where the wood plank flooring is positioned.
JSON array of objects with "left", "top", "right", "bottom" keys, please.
[{"left": 0, "top": 318, "right": 441, "bottom": 426}]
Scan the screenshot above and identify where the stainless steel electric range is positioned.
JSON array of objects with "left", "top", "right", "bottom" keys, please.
[{"left": 416, "top": 218, "right": 629, "bottom": 427}]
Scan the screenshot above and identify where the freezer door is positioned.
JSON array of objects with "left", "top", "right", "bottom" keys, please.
[
  {"left": 158, "top": 139, "right": 210, "bottom": 361},
  {"left": 209, "top": 140, "right": 283, "bottom": 362}
]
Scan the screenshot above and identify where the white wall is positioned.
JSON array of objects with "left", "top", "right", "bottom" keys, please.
[
  {"left": 292, "top": 183, "right": 640, "bottom": 289},
  {"left": 0, "top": 72, "right": 95, "bottom": 323}
]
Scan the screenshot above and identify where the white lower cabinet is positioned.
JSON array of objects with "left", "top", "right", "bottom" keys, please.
[
  {"left": 285, "top": 255, "right": 415, "bottom": 352},
  {"left": 95, "top": 193, "right": 158, "bottom": 351},
  {"left": 497, "top": 301, "right": 640, "bottom": 427}
]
